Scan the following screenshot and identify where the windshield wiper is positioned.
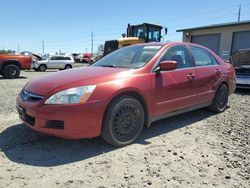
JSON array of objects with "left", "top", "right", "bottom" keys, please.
[{"left": 99, "top": 65, "right": 118, "bottom": 68}]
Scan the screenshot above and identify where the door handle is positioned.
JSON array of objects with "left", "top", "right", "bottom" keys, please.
[{"left": 187, "top": 73, "right": 196, "bottom": 81}]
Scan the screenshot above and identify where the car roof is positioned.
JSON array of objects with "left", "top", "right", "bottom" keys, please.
[
  {"left": 133, "top": 42, "right": 208, "bottom": 48},
  {"left": 51, "top": 55, "right": 71, "bottom": 57}
]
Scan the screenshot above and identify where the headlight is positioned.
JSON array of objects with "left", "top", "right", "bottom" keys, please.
[{"left": 45, "top": 85, "right": 96, "bottom": 104}]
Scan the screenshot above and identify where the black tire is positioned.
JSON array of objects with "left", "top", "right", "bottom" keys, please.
[
  {"left": 101, "top": 96, "right": 145, "bottom": 147},
  {"left": 33, "top": 68, "right": 39, "bottom": 72},
  {"left": 38, "top": 64, "right": 46, "bottom": 72},
  {"left": 64, "top": 65, "right": 72, "bottom": 69},
  {"left": 2, "top": 64, "right": 20, "bottom": 79},
  {"left": 209, "top": 84, "right": 229, "bottom": 113}
]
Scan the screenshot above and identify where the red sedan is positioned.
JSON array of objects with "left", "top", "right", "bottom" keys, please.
[{"left": 16, "top": 42, "right": 236, "bottom": 146}]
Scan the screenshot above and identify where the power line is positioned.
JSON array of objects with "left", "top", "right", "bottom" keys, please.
[
  {"left": 91, "top": 32, "right": 93, "bottom": 54},
  {"left": 42, "top": 40, "right": 44, "bottom": 54}
]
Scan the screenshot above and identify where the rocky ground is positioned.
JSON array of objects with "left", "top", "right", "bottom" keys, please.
[{"left": 0, "top": 70, "right": 249, "bottom": 188}]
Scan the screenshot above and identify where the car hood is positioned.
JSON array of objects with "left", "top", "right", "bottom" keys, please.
[
  {"left": 24, "top": 66, "right": 132, "bottom": 96},
  {"left": 37, "top": 59, "right": 48, "bottom": 63}
]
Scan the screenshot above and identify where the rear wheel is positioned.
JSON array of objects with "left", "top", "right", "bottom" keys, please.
[
  {"left": 38, "top": 64, "right": 46, "bottom": 72},
  {"left": 102, "top": 96, "right": 145, "bottom": 147},
  {"left": 2, "top": 64, "right": 20, "bottom": 79},
  {"left": 64, "top": 65, "right": 72, "bottom": 69},
  {"left": 209, "top": 84, "right": 229, "bottom": 113}
]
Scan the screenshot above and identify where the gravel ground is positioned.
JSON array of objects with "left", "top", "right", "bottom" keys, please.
[{"left": 0, "top": 70, "right": 249, "bottom": 188}]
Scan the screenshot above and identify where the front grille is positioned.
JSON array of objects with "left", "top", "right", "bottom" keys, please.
[
  {"left": 21, "top": 90, "right": 44, "bottom": 102},
  {"left": 45, "top": 120, "right": 64, "bottom": 129}
]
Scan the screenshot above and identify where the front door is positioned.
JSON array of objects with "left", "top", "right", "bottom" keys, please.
[
  {"left": 47, "top": 56, "right": 57, "bottom": 69},
  {"left": 153, "top": 45, "right": 199, "bottom": 117}
]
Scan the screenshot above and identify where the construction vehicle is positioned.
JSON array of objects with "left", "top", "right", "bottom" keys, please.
[{"left": 103, "top": 23, "right": 164, "bottom": 56}]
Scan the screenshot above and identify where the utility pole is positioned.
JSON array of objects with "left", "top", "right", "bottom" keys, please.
[
  {"left": 18, "top": 43, "right": 20, "bottom": 54},
  {"left": 238, "top": 5, "right": 241, "bottom": 22},
  {"left": 42, "top": 40, "right": 45, "bottom": 54},
  {"left": 85, "top": 48, "right": 87, "bottom": 53},
  {"left": 91, "top": 32, "right": 93, "bottom": 54}
]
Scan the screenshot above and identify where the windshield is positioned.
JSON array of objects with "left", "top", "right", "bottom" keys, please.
[{"left": 93, "top": 45, "right": 162, "bottom": 69}]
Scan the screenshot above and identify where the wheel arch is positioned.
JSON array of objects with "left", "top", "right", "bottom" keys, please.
[
  {"left": 220, "top": 81, "right": 229, "bottom": 89},
  {"left": 39, "top": 64, "right": 47, "bottom": 68},
  {"left": 217, "top": 80, "right": 229, "bottom": 92},
  {"left": 65, "top": 64, "right": 72, "bottom": 68},
  {"left": 2, "top": 60, "right": 21, "bottom": 70},
  {"left": 102, "top": 90, "right": 150, "bottom": 128}
]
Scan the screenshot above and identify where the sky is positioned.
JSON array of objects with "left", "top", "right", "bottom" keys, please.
[{"left": 0, "top": 0, "right": 250, "bottom": 54}]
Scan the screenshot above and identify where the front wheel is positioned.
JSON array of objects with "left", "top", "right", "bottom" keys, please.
[
  {"left": 102, "top": 96, "right": 145, "bottom": 147},
  {"left": 209, "top": 84, "right": 229, "bottom": 113},
  {"left": 2, "top": 64, "right": 20, "bottom": 79},
  {"left": 38, "top": 64, "right": 46, "bottom": 72}
]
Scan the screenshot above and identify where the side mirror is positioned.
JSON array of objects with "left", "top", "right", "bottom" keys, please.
[{"left": 156, "top": 61, "right": 177, "bottom": 72}]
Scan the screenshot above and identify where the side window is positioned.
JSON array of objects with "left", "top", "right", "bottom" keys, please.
[
  {"left": 52, "top": 56, "right": 61, "bottom": 60},
  {"left": 51, "top": 56, "right": 56, "bottom": 60},
  {"left": 211, "top": 55, "right": 219, "bottom": 65},
  {"left": 190, "top": 47, "right": 214, "bottom": 66},
  {"left": 160, "top": 45, "right": 192, "bottom": 69}
]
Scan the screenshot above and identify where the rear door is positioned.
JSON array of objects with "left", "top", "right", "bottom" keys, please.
[
  {"left": 58, "top": 56, "right": 66, "bottom": 68},
  {"left": 47, "top": 56, "right": 59, "bottom": 69},
  {"left": 189, "top": 46, "right": 223, "bottom": 104},
  {"left": 153, "top": 45, "right": 200, "bottom": 116}
]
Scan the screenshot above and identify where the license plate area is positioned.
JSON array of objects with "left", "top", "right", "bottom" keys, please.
[{"left": 17, "top": 106, "right": 36, "bottom": 126}]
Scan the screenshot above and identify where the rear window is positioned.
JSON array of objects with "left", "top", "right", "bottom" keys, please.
[{"left": 190, "top": 47, "right": 215, "bottom": 66}]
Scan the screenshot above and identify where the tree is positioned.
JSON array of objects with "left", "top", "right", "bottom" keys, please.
[
  {"left": 0, "top": 49, "right": 12, "bottom": 54},
  {"left": 96, "top": 44, "right": 104, "bottom": 55}
]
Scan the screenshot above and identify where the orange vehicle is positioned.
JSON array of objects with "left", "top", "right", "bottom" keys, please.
[{"left": 0, "top": 54, "right": 32, "bottom": 78}]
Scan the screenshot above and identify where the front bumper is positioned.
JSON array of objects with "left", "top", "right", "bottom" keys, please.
[
  {"left": 32, "top": 63, "right": 40, "bottom": 69},
  {"left": 16, "top": 94, "right": 106, "bottom": 139},
  {"left": 236, "top": 75, "right": 250, "bottom": 89}
]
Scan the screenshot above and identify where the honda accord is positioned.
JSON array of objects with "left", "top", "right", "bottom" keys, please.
[{"left": 16, "top": 42, "right": 236, "bottom": 146}]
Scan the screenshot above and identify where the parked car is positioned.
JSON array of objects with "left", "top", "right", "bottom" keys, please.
[
  {"left": 17, "top": 42, "right": 236, "bottom": 146},
  {"left": 231, "top": 49, "right": 250, "bottom": 89},
  {"left": 0, "top": 54, "right": 32, "bottom": 78},
  {"left": 71, "top": 53, "right": 80, "bottom": 63},
  {"left": 81, "top": 53, "right": 93, "bottom": 64},
  {"left": 33, "top": 55, "right": 74, "bottom": 71}
]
